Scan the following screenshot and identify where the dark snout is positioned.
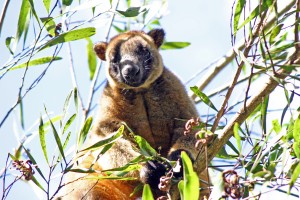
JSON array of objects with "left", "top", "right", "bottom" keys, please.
[{"left": 120, "top": 60, "right": 142, "bottom": 86}]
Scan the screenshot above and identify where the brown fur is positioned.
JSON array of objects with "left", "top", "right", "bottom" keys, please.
[{"left": 56, "top": 29, "right": 209, "bottom": 200}]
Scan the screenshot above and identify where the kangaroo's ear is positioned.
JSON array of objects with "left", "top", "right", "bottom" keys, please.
[
  {"left": 94, "top": 42, "right": 108, "bottom": 61},
  {"left": 147, "top": 29, "right": 165, "bottom": 48}
]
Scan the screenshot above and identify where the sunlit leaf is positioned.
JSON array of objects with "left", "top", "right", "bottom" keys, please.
[
  {"left": 261, "top": 95, "right": 269, "bottom": 134},
  {"left": 63, "top": 114, "right": 76, "bottom": 134},
  {"left": 78, "top": 116, "right": 93, "bottom": 146},
  {"left": 45, "top": 106, "right": 66, "bottom": 163},
  {"left": 269, "top": 24, "right": 283, "bottom": 45},
  {"left": 43, "top": 0, "right": 51, "bottom": 13},
  {"left": 237, "top": 1, "right": 271, "bottom": 31},
  {"left": 233, "top": 0, "right": 246, "bottom": 35},
  {"left": 233, "top": 123, "right": 242, "bottom": 153},
  {"left": 161, "top": 42, "right": 190, "bottom": 50},
  {"left": 80, "top": 125, "right": 124, "bottom": 152},
  {"left": 28, "top": 0, "right": 41, "bottom": 27},
  {"left": 181, "top": 151, "right": 199, "bottom": 200},
  {"left": 63, "top": 131, "right": 71, "bottom": 150},
  {"left": 117, "top": 7, "right": 147, "bottom": 17},
  {"left": 31, "top": 176, "right": 46, "bottom": 192},
  {"left": 62, "top": 90, "right": 73, "bottom": 123},
  {"left": 39, "top": 116, "right": 49, "bottom": 164},
  {"left": 40, "top": 17, "right": 56, "bottom": 37},
  {"left": 86, "top": 38, "right": 97, "bottom": 80},
  {"left": 5, "top": 37, "right": 15, "bottom": 55},
  {"left": 63, "top": 0, "right": 73, "bottom": 6},
  {"left": 293, "top": 115, "right": 300, "bottom": 142},
  {"left": 289, "top": 162, "right": 300, "bottom": 192},
  {"left": 134, "top": 135, "right": 157, "bottom": 157},
  {"left": 142, "top": 184, "right": 154, "bottom": 200},
  {"left": 39, "top": 27, "right": 96, "bottom": 51},
  {"left": 16, "top": 0, "right": 31, "bottom": 43},
  {"left": 190, "top": 86, "right": 218, "bottom": 112},
  {"left": 7, "top": 56, "right": 62, "bottom": 72},
  {"left": 272, "top": 119, "right": 281, "bottom": 134}
]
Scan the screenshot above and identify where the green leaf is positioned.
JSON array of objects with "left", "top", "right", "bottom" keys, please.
[
  {"left": 113, "top": 25, "right": 125, "bottom": 33},
  {"left": 43, "top": 0, "right": 51, "bottom": 13},
  {"left": 78, "top": 116, "right": 93, "bottom": 146},
  {"left": 269, "top": 24, "right": 283, "bottom": 45},
  {"left": 270, "top": 43, "right": 295, "bottom": 54},
  {"left": 39, "top": 27, "right": 96, "bottom": 51},
  {"left": 28, "top": 0, "right": 41, "bottom": 28},
  {"left": 80, "top": 125, "right": 124, "bottom": 152},
  {"left": 233, "top": 0, "right": 246, "bottom": 35},
  {"left": 16, "top": 0, "right": 31, "bottom": 43},
  {"left": 74, "top": 87, "right": 78, "bottom": 112},
  {"left": 117, "top": 7, "right": 147, "bottom": 17},
  {"left": 161, "top": 42, "right": 190, "bottom": 50},
  {"left": 272, "top": 119, "right": 281, "bottom": 134},
  {"left": 63, "top": 114, "right": 76, "bottom": 134},
  {"left": 289, "top": 162, "right": 300, "bottom": 192},
  {"left": 63, "top": 0, "right": 73, "bottom": 6},
  {"left": 40, "top": 17, "right": 56, "bottom": 37},
  {"left": 5, "top": 37, "right": 15, "bottom": 55},
  {"left": 190, "top": 86, "right": 218, "bottom": 112},
  {"left": 62, "top": 90, "right": 73, "bottom": 123},
  {"left": 45, "top": 107, "right": 66, "bottom": 163},
  {"left": 142, "top": 184, "right": 154, "bottom": 200},
  {"left": 134, "top": 135, "right": 157, "bottom": 157},
  {"left": 181, "top": 151, "right": 199, "bottom": 200},
  {"left": 63, "top": 131, "right": 71, "bottom": 150},
  {"left": 23, "top": 147, "right": 47, "bottom": 181},
  {"left": 7, "top": 56, "right": 62, "bottom": 72},
  {"left": 237, "top": 1, "right": 270, "bottom": 31},
  {"left": 261, "top": 95, "right": 269, "bottom": 134},
  {"left": 86, "top": 38, "right": 97, "bottom": 80},
  {"left": 31, "top": 176, "right": 46, "bottom": 192},
  {"left": 293, "top": 115, "right": 300, "bottom": 142},
  {"left": 39, "top": 116, "right": 49, "bottom": 164},
  {"left": 233, "top": 123, "right": 242, "bottom": 153}
]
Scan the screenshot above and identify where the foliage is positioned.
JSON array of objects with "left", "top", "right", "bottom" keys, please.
[{"left": 0, "top": 0, "right": 300, "bottom": 200}]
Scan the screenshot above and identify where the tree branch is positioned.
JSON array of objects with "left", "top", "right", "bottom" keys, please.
[{"left": 190, "top": 0, "right": 296, "bottom": 101}]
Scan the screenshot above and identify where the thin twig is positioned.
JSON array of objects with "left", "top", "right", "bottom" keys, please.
[
  {"left": 0, "top": 0, "right": 10, "bottom": 36},
  {"left": 190, "top": 0, "right": 296, "bottom": 101},
  {"left": 211, "top": 11, "right": 267, "bottom": 133},
  {"left": 83, "top": 0, "right": 121, "bottom": 120}
]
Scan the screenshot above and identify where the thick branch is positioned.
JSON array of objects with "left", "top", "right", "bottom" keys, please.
[{"left": 195, "top": 54, "right": 300, "bottom": 174}]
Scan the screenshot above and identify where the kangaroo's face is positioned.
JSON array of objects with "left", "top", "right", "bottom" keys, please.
[{"left": 94, "top": 29, "right": 165, "bottom": 89}]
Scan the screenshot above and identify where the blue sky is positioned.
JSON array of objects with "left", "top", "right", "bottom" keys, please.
[{"left": 1, "top": 0, "right": 298, "bottom": 199}]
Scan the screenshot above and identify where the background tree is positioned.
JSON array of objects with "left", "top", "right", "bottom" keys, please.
[{"left": 0, "top": 0, "right": 300, "bottom": 199}]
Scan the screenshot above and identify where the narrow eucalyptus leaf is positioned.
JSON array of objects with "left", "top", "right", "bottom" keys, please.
[
  {"left": 41, "top": 17, "right": 56, "bottom": 36},
  {"left": 7, "top": 57, "right": 62, "bottom": 72},
  {"left": 63, "top": 0, "right": 73, "bottom": 6},
  {"left": 5, "top": 37, "right": 15, "bottom": 55},
  {"left": 39, "top": 27, "right": 96, "bottom": 51},
  {"left": 39, "top": 117, "right": 49, "bottom": 164},
  {"left": 190, "top": 86, "right": 218, "bottom": 112},
  {"left": 16, "top": 0, "right": 31, "bottom": 43},
  {"left": 86, "top": 38, "right": 97, "bottom": 80},
  {"left": 233, "top": 0, "right": 246, "bottom": 35},
  {"left": 43, "top": 0, "right": 51, "bottom": 13},
  {"left": 142, "top": 184, "right": 154, "bottom": 200},
  {"left": 161, "top": 42, "right": 190, "bottom": 50},
  {"left": 134, "top": 135, "right": 157, "bottom": 157},
  {"left": 117, "top": 7, "right": 147, "bottom": 17},
  {"left": 78, "top": 116, "right": 93, "bottom": 146},
  {"left": 181, "top": 151, "right": 199, "bottom": 200},
  {"left": 80, "top": 125, "right": 123, "bottom": 152}
]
